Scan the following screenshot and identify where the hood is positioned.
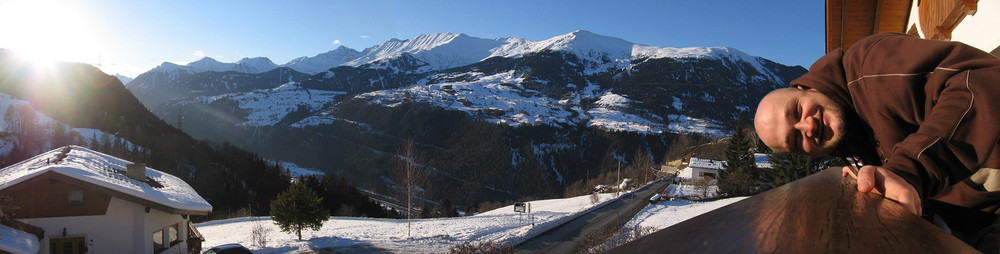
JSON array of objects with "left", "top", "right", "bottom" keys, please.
[{"left": 789, "top": 48, "right": 853, "bottom": 110}]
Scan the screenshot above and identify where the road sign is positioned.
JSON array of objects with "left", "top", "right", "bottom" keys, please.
[{"left": 514, "top": 202, "right": 526, "bottom": 213}]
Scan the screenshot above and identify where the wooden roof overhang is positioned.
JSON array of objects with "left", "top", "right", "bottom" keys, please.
[{"left": 826, "top": 0, "right": 913, "bottom": 52}]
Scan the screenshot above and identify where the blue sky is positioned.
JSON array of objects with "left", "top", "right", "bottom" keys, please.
[{"left": 0, "top": 0, "right": 824, "bottom": 77}]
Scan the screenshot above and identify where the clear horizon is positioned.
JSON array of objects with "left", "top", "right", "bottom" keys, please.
[{"left": 0, "top": 0, "right": 823, "bottom": 78}]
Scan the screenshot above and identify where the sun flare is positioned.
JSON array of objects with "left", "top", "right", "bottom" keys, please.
[{"left": 0, "top": 0, "right": 102, "bottom": 67}]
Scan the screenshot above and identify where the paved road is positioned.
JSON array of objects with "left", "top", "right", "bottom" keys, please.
[{"left": 514, "top": 179, "right": 670, "bottom": 254}]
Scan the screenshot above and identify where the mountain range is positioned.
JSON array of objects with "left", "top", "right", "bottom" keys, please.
[{"left": 124, "top": 30, "right": 807, "bottom": 205}]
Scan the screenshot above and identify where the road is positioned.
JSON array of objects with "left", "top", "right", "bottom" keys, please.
[{"left": 514, "top": 179, "right": 670, "bottom": 254}]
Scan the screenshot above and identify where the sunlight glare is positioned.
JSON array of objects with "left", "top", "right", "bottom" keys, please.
[{"left": 0, "top": 0, "right": 102, "bottom": 67}]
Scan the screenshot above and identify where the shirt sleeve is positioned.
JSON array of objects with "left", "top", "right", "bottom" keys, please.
[{"left": 845, "top": 33, "right": 1000, "bottom": 201}]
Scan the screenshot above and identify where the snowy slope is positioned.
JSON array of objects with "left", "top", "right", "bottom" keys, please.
[
  {"left": 344, "top": 33, "right": 507, "bottom": 72},
  {"left": 167, "top": 83, "right": 344, "bottom": 127},
  {"left": 358, "top": 71, "right": 727, "bottom": 135},
  {"left": 113, "top": 74, "right": 133, "bottom": 85},
  {"left": 0, "top": 93, "right": 135, "bottom": 155},
  {"left": 284, "top": 46, "right": 362, "bottom": 74},
  {"left": 197, "top": 192, "right": 626, "bottom": 253},
  {"left": 360, "top": 71, "right": 585, "bottom": 129}
]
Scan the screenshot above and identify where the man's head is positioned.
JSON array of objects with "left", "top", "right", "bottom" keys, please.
[{"left": 754, "top": 87, "right": 846, "bottom": 156}]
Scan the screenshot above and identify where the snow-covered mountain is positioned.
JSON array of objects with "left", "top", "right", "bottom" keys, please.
[
  {"left": 284, "top": 46, "right": 362, "bottom": 74},
  {"left": 127, "top": 30, "right": 806, "bottom": 205},
  {"left": 344, "top": 32, "right": 507, "bottom": 71},
  {"left": 113, "top": 73, "right": 133, "bottom": 85},
  {"left": 170, "top": 57, "right": 280, "bottom": 75}
]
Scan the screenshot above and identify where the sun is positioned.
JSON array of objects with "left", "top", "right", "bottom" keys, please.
[{"left": 0, "top": 0, "right": 102, "bottom": 67}]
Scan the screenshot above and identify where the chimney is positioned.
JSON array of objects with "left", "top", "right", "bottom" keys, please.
[{"left": 126, "top": 163, "right": 147, "bottom": 180}]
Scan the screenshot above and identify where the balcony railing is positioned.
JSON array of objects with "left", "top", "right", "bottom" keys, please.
[{"left": 610, "top": 168, "right": 976, "bottom": 253}]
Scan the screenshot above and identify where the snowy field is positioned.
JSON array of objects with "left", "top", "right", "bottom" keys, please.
[
  {"left": 665, "top": 183, "right": 721, "bottom": 200},
  {"left": 624, "top": 197, "right": 748, "bottom": 231},
  {"left": 196, "top": 192, "right": 626, "bottom": 253}
]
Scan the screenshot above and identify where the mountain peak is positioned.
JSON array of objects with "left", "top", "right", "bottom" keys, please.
[
  {"left": 282, "top": 46, "right": 363, "bottom": 74},
  {"left": 190, "top": 57, "right": 221, "bottom": 65},
  {"left": 236, "top": 56, "right": 275, "bottom": 65},
  {"left": 344, "top": 32, "right": 505, "bottom": 71}
]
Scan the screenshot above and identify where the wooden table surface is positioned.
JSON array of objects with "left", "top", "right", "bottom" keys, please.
[{"left": 610, "top": 168, "right": 978, "bottom": 253}]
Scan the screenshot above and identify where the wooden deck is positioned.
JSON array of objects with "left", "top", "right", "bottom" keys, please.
[{"left": 609, "top": 168, "right": 977, "bottom": 253}]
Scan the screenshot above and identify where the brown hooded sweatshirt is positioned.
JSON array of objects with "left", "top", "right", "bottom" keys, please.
[{"left": 790, "top": 33, "right": 1000, "bottom": 231}]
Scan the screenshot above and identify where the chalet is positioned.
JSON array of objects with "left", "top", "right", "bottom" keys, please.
[
  {"left": 677, "top": 157, "right": 725, "bottom": 181},
  {"left": 0, "top": 146, "right": 212, "bottom": 254}
]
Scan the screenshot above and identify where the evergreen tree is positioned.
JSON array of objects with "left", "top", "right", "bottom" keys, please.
[
  {"left": 440, "top": 199, "right": 458, "bottom": 218},
  {"left": 719, "top": 112, "right": 759, "bottom": 196},
  {"left": 89, "top": 133, "right": 99, "bottom": 150},
  {"left": 270, "top": 181, "right": 329, "bottom": 240},
  {"left": 51, "top": 123, "right": 68, "bottom": 148},
  {"left": 420, "top": 203, "right": 432, "bottom": 219},
  {"left": 465, "top": 202, "right": 479, "bottom": 216},
  {"left": 763, "top": 153, "right": 835, "bottom": 188}
]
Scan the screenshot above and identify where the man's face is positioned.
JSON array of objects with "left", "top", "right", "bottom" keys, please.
[{"left": 754, "top": 87, "right": 846, "bottom": 156}]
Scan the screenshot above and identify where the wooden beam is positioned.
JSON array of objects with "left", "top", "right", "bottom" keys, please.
[
  {"left": 874, "top": 0, "right": 884, "bottom": 34},
  {"left": 609, "top": 168, "right": 976, "bottom": 253},
  {"left": 840, "top": 0, "right": 849, "bottom": 52}
]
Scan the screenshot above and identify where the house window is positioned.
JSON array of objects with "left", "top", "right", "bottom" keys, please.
[
  {"left": 153, "top": 229, "right": 164, "bottom": 251},
  {"left": 169, "top": 223, "right": 180, "bottom": 245},
  {"left": 154, "top": 223, "right": 183, "bottom": 253},
  {"left": 68, "top": 190, "right": 83, "bottom": 204}
]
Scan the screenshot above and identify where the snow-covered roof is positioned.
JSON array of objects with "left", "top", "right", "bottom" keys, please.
[
  {"left": 0, "top": 146, "right": 212, "bottom": 214},
  {"left": 688, "top": 157, "right": 725, "bottom": 170},
  {"left": 0, "top": 224, "right": 39, "bottom": 254},
  {"left": 754, "top": 153, "right": 772, "bottom": 169}
]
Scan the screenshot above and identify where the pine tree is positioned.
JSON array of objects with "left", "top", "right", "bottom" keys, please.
[
  {"left": 763, "top": 153, "right": 835, "bottom": 188},
  {"left": 270, "top": 181, "right": 328, "bottom": 241},
  {"left": 719, "top": 112, "right": 758, "bottom": 196}
]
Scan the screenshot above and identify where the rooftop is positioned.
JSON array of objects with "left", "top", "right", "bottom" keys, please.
[
  {"left": 0, "top": 146, "right": 212, "bottom": 214},
  {"left": 688, "top": 157, "right": 725, "bottom": 170}
]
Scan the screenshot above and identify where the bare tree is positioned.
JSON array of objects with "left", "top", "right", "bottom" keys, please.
[
  {"left": 632, "top": 148, "right": 653, "bottom": 184},
  {"left": 393, "top": 138, "right": 427, "bottom": 237},
  {"left": 693, "top": 176, "right": 712, "bottom": 199}
]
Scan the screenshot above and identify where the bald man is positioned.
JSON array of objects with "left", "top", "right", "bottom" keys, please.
[{"left": 754, "top": 33, "right": 1000, "bottom": 252}]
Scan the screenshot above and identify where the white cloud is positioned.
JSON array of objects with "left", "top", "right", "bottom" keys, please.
[
  {"left": 193, "top": 50, "right": 205, "bottom": 57},
  {"left": 360, "top": 35, "right": 370, "bottom": 39},
  {"left": 332, "top": 40, "right": 341, "bottom": 44}
]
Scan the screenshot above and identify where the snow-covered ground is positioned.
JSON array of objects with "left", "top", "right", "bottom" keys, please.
[
  {"left": 665, "top": 183, "right": 720, "bottom": 200},
  {"left": 196, "top": 181, "right": 749, "bottom": 254},
  {"left": 197, "top": 192, "right": 625, "bottom": 253},
  {"left": 624, "top": 197, "right": 747, "bottom": 231}
]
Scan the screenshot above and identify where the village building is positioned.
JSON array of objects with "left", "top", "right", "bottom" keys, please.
[
  {"left": 0, "top": 146, "right": 212, "bottom": 254},
  {"left": 676, "top": 157, "right": 725, "bottom": 181},
  {"left": 754, "top": 153, "right": 772, "bottom": 169}
]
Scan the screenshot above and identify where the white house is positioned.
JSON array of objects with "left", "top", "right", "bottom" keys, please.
[
  {"left": 0, "top": 146, "right": 212, "bottom": 254},
  {"left": 677, "top": 157, "right": 726, "bottom": 181},
  {"left": 754, "top": 153, "right": 772, "bottom": 169}
]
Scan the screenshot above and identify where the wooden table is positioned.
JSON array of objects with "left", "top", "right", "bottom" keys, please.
[{"left": 610, "top": 168, "right": 977, "bottom": 253}]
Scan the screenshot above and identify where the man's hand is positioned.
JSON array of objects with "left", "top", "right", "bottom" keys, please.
[{"left": 842, "top": 165, "right": 922, "bottom": 216}]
